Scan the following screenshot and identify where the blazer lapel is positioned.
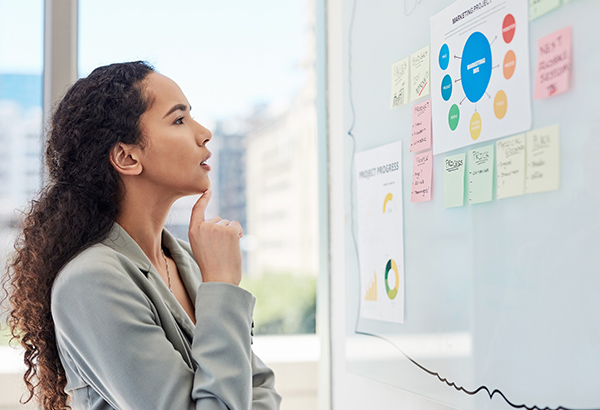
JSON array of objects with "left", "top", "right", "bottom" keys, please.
[{"left": 101, "top": 223, "right": 198, "bottom": 342}]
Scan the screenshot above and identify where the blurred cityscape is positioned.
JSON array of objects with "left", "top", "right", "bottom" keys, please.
[
  {"left": 0, "top": 74, "right": 43, "bottom": 225},
  {"left": 0, "top": 19, "right": 318, "bottom": 279},
  {"left": 0, "top": 0, "right": 318, "bottom": 326},
  {"left": 167, "top": 2, "right": 319, "bottom": 280},
  {"left": 0, "top": 1, "right": 320, "bottom": 408}
]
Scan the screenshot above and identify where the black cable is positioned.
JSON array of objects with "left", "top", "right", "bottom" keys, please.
[{"left": 345, "top": 1, "right": 598, "bottom": 409}]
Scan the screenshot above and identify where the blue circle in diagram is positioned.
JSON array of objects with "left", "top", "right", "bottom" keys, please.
[
  {"left": 460, "top": 32, "right": 492, "bottom": 103},
  {"left": 441, "top": 74, "right": 452, "bottom": 101},
  {"left": 439, "top": 43, "right": 450, "bottom": 70}
]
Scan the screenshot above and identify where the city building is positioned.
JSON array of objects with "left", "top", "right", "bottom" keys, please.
[
  {"left": 244, "top": 7, "right": 319, "bottom": 278},
  {"left": 0, "top": 74, "right": 43, "bottom": 223}
]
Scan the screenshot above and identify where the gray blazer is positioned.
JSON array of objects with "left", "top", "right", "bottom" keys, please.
[{"left": 51, "top": 222, "right": 281, "bottom": 410}]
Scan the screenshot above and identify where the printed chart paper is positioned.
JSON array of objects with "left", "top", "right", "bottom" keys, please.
[
  {"left": 525, "top": 125, "right": 560, "bottom": 193},
  {"left": 410, "top": 99, "right": 432, "bottom": 152},
  {"left": 430, "top": 0, "right": 532, "bottom": 154},
  {"left": 391, "top": 58, "right": 410, "bottom": 108},
  {"left": 355, "top": 141, "right": 405, "bottom": 323},
  {"left": 496, "top": 134, "right": 526, "bottom": 199},
  {"left": 468, "top": 144, "right": 495, "bottom": 204},
  {"left": 411, "top": 151, "right": 433, "bottom": 202},
  {"left": 410, "top": 46, "right": 431, "bottom": 101},
  {"left": 534, "top": 26, "right": 572, "bottom": 99},
  {"left": 444, "top": 153, "right": 466, "bottom": 208}
]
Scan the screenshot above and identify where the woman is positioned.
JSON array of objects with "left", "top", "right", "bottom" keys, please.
[{"left": 1, "top": 61, "right": 281, "bottom": 409}]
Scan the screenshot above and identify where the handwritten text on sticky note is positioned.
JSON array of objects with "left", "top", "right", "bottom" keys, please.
[
  {"left": 444, "top": 153, "right": 466, "bottom": 208},
  {"left": 468, "top": 145, "right": 495, "bottom": 204},
  {"left": 411, "top": 151, "right": 433, "bottom": 202},
  {"left": 410, "top": 46, "right": 430, "bottom": 102},
  {"left": 525, "top": 125, "right": 560, "bottom": 193},
  {"left": 534, "top": 26, "right": 572, "bottom": 99},
  {"left": 411, "top": 99, "right": 432, "bottom": 153},
  {"left": 496, "top": 134, "right": 526, "bottom": 199},
  {"left": 390, "top": 58, "right": 410, "bottom": 108}
]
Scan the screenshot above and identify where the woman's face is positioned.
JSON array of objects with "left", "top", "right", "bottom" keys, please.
[{"left": 137, "top": 72, "right": 212, "bottom": 198}]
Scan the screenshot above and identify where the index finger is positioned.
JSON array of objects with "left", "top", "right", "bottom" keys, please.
[{"left": 190, "top": 190, "right": 212, "bottom": 227}]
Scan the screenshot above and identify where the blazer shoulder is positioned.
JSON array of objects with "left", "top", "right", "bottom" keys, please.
[{"left": 53, "top": 243, "right": 143, "bottom": 296}]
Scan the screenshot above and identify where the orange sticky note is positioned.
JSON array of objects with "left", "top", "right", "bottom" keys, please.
[{"left": 534, "top": 26, "right": 572, "bottom": 99}]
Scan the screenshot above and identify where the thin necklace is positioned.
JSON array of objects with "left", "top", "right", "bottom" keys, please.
[{"left": 161, "top": 248, "right": 173, "bottom": 292}]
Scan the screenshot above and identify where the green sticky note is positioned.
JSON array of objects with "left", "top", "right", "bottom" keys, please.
[
  {"left": 443, "top": 153, "right": 466, "bottom": 208},
  {"left": 530, "top": 0, "right": 561, "bottom": 20},
  {"left": 496, "top": 134, "right": 526, "bottom": 199},
  {"left": 525, "top": 125, "right": 560, "bottom": 194},
  {"left": 468, "top": 145, "right": 495, "bottom": 205}
]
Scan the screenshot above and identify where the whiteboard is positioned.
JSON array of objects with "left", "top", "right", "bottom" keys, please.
[{"left": 342, "top": 0, "right": 600, "bottom": 409}]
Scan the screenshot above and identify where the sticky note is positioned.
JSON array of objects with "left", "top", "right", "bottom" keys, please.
[
  {"left": 525, "top": 125, "right": 560, "bottom": 194},
  {"left": 443, "top": 153, "right": 466, "bottom": 208},
  {"left": 410, "top": 99, "right": 432, "bottom": 153},
  {"left": 534, "top": 26, "right": 572, "bottom": 99},
  {"left": 411, "top": 151, "right": 432, "bottom": 202},
  {"left": 496, "top": 134, "right": 526, "bottom": 199},
  {"left": 390, "top": 58, "right": 409, "bottom": 108},
  {"left": 410, "top": 46, "right": 430, "bottom": 101},
  {"left": 530, "top": 0, "right": 561, "bottom": 20},
  {"left": 468, "top": 145, "right": 494, "bottom": 204}
]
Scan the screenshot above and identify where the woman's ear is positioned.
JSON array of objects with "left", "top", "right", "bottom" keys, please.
[{"left": 109, "top": 143, "right": 143, "bottom": 176}]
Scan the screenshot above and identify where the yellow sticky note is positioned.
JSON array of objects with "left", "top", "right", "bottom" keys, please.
[
  {"left": 410, "top": 46, "right": 430, "bottom": 102},
  {"left": 496, "top": 134, "right": 526, "bottom": 199},
  {"left": 390, "top": 58, "right": 409, "bottom": 108},
  {"left": 525, "top": 125, "right": 560, "bottom": 194}
]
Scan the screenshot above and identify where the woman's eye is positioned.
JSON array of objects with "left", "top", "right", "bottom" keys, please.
[{"left": 174, "top": 116, "right": 184, "bottom": 125}]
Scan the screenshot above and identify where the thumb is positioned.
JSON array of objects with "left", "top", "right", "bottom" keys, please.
[{"left": 190, "top": 190, "right": 212, "bottom": 227}]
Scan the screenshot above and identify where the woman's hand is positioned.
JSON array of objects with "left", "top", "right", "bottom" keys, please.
[{"left": 189, "top": 190, "right": 244, "bottom": 286}]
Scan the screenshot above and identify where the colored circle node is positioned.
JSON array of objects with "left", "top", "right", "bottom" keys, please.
[
  {"left": 441, "top": 74, "right": 453, "bottom": 101},
  {"left": 385, "top": 259, "right": 399, "bottom": 300},
  {"left": 470, "top": 112, "right": 482, "bottom": 140},
  {"left": 494, "top": 90, "right": 508, "bottom": 119},
  {"left": 502, "top": 14, "right": 516, "bottom": 43},
  {"left": 460, "top": 32, "right": 492, "bottom": 103},
  {"left": 448, "top": 104, "right": 460, "bottom": 131},
  {"left": 439, "top": 43, "right": 450, "bottom": 70},
  {"left": 503, "top": 50, "right": 516, "bottom": 79}
]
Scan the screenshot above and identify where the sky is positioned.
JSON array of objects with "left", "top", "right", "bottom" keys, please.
[
  {"left": 0, "top": 0, "right": 308, "bottom": 122},
  {"left": 0, "top": 0, "right": 44, "bottom": 73}
]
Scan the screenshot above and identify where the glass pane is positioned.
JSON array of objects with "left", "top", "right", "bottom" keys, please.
[
  {"left": 0, "top": 0, "right": 43, "bottom": 404},
  {"left": 0, "top": 0, "right": 44, "bottom": 352},
  {"left": 79, "top": 0, "right": 318, "bottom": 336}
]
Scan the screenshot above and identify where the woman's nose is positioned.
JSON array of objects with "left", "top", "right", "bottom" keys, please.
[{"left": 195, "top": 121, "right": 212, "bottom": 147}]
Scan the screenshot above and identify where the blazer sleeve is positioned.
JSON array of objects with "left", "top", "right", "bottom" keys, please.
[{"left": 51, "top": 261, "right": 282, "bottom": 410}]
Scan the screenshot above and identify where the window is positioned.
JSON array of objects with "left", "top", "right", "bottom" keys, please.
[
  {"left": 80, "top": 2, "right": 321, "bottom": 405},
  {"left": 0, "top": 0, "right": 44, "bottom": 380},
  {"left": 79, "top": 0, "right": 318, "bottom": 337}
]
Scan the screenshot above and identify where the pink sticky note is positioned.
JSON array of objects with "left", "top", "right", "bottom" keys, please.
[
  {"left": 410, "top": 99, "right": 432, "bottom": 153},
  {"left": 534, "top": 26, "right": 572, "bottom": 100},
  {"left": 411, "top": 150, "right": 432, "bottom": 202}
]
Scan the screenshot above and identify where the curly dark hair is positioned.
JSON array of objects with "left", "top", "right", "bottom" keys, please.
[{"left": 1, "top": 61, "right": 155, "bottom": 409}]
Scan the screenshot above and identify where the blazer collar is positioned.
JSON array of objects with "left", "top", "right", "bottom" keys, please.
[
  {"left": 101, "top": 222, "right": 153, "bottom": 274},
  {"left": 101, "top": 222, "right": 199, "bottom": 339}
]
